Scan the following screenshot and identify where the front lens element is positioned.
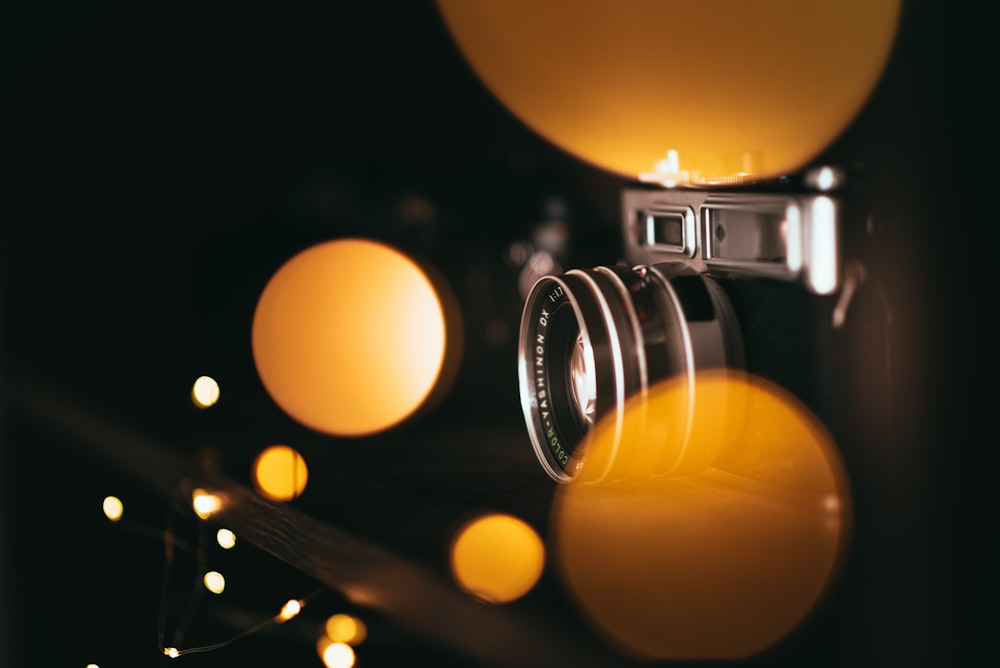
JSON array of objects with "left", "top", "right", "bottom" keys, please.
[{"left": 569, "top": 333, "right": 597, "bottom": 429}]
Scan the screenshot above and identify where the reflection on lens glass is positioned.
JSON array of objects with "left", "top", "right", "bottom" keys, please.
[
  {"left": 252, "top": 238, "right": 454, "bottom": 437},
  {"left": 551, "top": 370, "right": 850, "bottom": 660},
  {"left": 569, "top": 333, "right": 597, "bottom": 428}
]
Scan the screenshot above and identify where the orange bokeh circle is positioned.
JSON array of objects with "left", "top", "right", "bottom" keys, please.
[
  {"left": 437, "top": 0, "right": 901, "bottom": 184},
  {"left": 252, "top": 238, "right": 448, "bottom": 437}
]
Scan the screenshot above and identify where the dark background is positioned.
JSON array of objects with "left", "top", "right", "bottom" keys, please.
[{"left": 1, "top": 1, "right": 989, "bottom": 667}]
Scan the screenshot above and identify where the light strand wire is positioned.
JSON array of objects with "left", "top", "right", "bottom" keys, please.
[{"left": 143, "top": 498, "right": 326, "bottom": 658}]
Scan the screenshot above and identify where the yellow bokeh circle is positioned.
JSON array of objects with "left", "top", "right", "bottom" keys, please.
[
  {"left": 437, "top": 0, "right": 901, "bottom": 184},
  {"left": 252, "top": 444, "right": 309, "bottom": 502},
  {"left": 325, "top": 614, "right": 367, "bottom": 646},
  {"left": 252, "top": 238, "right": 448, "bottom": 437},
  {"left": 449, "top": 513, "right": 545, "bottom": 604}
]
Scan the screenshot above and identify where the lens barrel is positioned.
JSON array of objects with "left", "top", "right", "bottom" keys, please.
[{"left": 517, "top": 263, "right": 742, "bottom": 482}]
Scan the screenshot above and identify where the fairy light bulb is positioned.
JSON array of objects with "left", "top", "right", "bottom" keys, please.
[
  {"left": 192, "top": 489, "right": 222, "bottom": 519},
  {"left": 102, "top": 496, "right": 123, "bottom": 522},
  {"left": 203, "top": 571, "right": 226, "bottom": 594},
  {"left": 321, "top": 641, "right": 356, "bottom": 668},
  {"left": 191, "top": 375, "right": 220, "bottom": 408},
  {"left": 216, "top": 528, "right": 236, "bottom": 549},
  {"left": 278, "top": 599, "right": 303, "bottom": 622}
]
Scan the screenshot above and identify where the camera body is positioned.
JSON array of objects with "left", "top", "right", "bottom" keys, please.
[{"left": 518, "top": 166, "right": 897, "bottom": 485}]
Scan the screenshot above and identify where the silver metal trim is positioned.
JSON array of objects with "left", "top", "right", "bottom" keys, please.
[
  {"left": 644, "top": 265, "right": 697, "bottom": 475},
  {"left": 517, "top": 275, "right": 577, "bottom": 482},
  {"left": 636, "top": 206, "right": 696, "bottom": 258},
  {"left": 622, "top": 189, "right": 843, "bottom": 295},
  {"left": 568, "top": 269, "right": 626, "bottom": 483}
]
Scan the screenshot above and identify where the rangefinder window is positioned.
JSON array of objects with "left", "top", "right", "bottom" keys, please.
[{"left": 635, "top": 207, "right": 696, "bottom": 257}]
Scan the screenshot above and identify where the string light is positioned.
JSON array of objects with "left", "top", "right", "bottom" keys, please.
[
  {"left": 191, "top": 488, "right": 222, "bottom": 519},
  {"left": 276, "top": 599, "right": 303, "bottom": 622},
  {"left": 203, "top": 570, "right": 226, "bottom": 594},
  {"left": 321, "top": 641, "right": 356, "bottom": 668},
  {"left": 216, "top": 528, "right": 236, "bottom": 549},
  {"left": 94, "top": 491, "right": 329, "bottom": 660},
  {"left": 97, "top": 396, "right": 333, "bottom": 662},
  {"left": 191, "top": 375, "right": 221, "bottom": 408},
  {"left": 153, "top": 589, "right": 324, "bottom": 658},
  {"left": 100, "top": 494, "right": 199, "bottom": 553},
  {"left": 102, "top": 496, "right": 124, "bottom": 522}
]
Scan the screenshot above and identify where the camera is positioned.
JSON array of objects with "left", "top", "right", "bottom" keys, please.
[{"left": 517, "top": 165, "right": 896, "bottom": 484}]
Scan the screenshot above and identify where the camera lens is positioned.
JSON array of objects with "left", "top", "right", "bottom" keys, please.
[{"left": 517, "top": 264, "right": 742, "bottom": 482}]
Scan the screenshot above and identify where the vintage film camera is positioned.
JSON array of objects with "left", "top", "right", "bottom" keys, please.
[{"left": 517, "top": 165, "right": 898, "bottom": 485}]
